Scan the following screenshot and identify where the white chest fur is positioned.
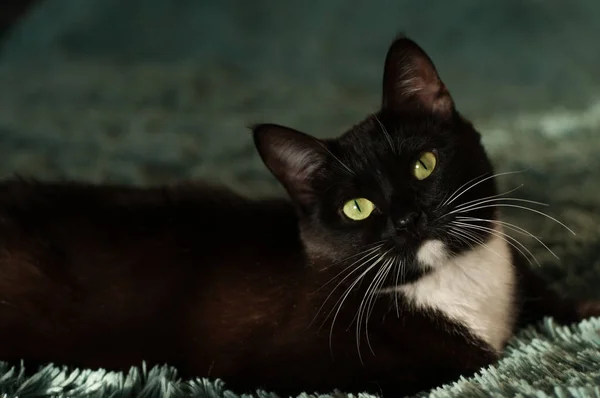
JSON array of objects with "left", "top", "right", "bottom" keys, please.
[{"left": 396, "top": 229, "right": 517, "bottom": 352}]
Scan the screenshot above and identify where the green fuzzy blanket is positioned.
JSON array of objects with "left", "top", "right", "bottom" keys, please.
[
  {"left": 1, "top": 1, "right": 600, "bottom": 397},
  {"left": 0, "top": 318, "right": 598, "bottom": 398}
]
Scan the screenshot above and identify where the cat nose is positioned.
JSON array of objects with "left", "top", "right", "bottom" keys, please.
[{"left": 395, "top": 212, "right": 419, "bottom": 231}]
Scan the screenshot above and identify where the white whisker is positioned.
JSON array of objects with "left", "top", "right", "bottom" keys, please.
[
  {"left": 456, "top": 216, "right": 559, "bottom": 260},
  {"left": 449, "top": 197, "right": 548, "bottom": 216},
  {"left": 314, "top": 139, "right": 355, "bottom": 176},
  {"left": 447, "top": 229, "right": 476, "bottom": 250},
  {"left": 393, "top": 256, "right": 402, "bottom": 317},
  {"left": 314, "top": 243, "right": 384, "bottom": 293},
  {"left": 438, "top": 171, "right": 491, "bottom": 210},
  {"left": 448, "top": 226, "right": 511, "bottom": 264},
  {"left": 358, "top": 258, "right": 393, "bottom": 356},
  {"left": 374, "top": 114, "right": 395, "bottom": 154},
  {"left": 328, "top": 248, "right": 393, "bottom": 363},
  {"left": 309, "top": 245, "right": 384, "bottom": 331},
  {"left": 441, "top": 170, "right": 527, "bottom": 209},
  {"left": 452, "top": 184, "right": 524, "bottom": 210},
  {"left": 451, "top": 221, "right": 540, "bottom": 267},
  {"left": 318, "top": 248, "right": 382, "bottom": 329},
  {"left": 452, "top": 204, "right": 576, "bottom": 235}
]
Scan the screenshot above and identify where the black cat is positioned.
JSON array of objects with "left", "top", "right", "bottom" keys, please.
[{"left": 0, "top": 36, "right": 597, "bottom": 397}]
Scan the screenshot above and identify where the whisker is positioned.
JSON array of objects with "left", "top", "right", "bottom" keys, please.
[
  {"left": 313, "top": 139, "right": 355, "bottom": 176},
  {"left": 448, "top": 226, "right": 511, "bottom": 264},
  {"left": 313, "top": 243, "right": 384, "bottom": 293},
  {"left": 328, "top": 248, "right": 393, "bottom": 363},
  {"left": 328, "top": 257, "right": 379, "bottom": 358},
  {"left": 309, "top": 246, "right": 383, "bottom": 331},
  {"left": 317, "top": 248, "right": 382, "bottom": 329},
  {"left": 451, "top": 221, "right": 540, "bottom": 266},
  {"left": 367, "top": 259, "right": 394, "bottom": 330},
  {"left": 449, "top": 227, "right": 517, "bottom": 276},
  {"left": 452, "top": 184, "right": 524, "bottom": 209},
  {"left": 356, "top": 263, "right": 385, "bottom": 351},
  {"left": 374, "top": 114, "right": 395, "bottom": 154},
  {"left": 449, "top": 197, "right": 549, "bottom": 215},
  {"left": 451, "top": 204, "right": 576, "bottom": 235},
  {"left": 393, "top": 256, "right": 402, "bottom": 317},
  {"left": 445, "top": 227, "right": 505, "bottom": 287},
  {"left": 456, "top": 216, "right": 559, "bottom": 260},
  {"left": 359, "top": 258, "right": 393, "bottom": 356},
  {"left": 447, "top": 228, "right": 479, "bottom": 249},
  {"left": 447, "top": 232, "right": 474, "bottom": 253},
  {"left": 441, "top": 170, "right": 528, "bottom": 209},
  {"left": 438, "top": 171, "right": 491, "bottom": 209}
]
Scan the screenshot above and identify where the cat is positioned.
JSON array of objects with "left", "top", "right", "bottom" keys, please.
[{"left": 0, "top": 35, "right": 598, "bottom": 398}]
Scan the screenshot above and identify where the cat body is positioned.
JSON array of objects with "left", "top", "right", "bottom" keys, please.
[
  {"left": 0, "top": 37, "right": 597, "bottom": 397},
  {"left": 0, "top": 180, "right": 497, "bottom": 395}
]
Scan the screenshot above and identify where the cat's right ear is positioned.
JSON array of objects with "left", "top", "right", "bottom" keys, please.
[{"left": 252, "top": 124, "right": 327, "bottom": 206}]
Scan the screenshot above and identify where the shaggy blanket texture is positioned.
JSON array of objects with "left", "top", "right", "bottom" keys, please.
[
  {"left": 1, "top": 1, "right": 600, "bottom": 397},
  {"left": 0, "top": 318, "right": 600, "bottom": 397}
]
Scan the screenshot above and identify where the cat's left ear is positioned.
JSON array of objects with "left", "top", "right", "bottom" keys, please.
[
  {"left": 253, "top": 124, "right": 327, "bottom": 207},
  {"left": 381, "top": 35, "right": 455, "bottom": 118}
]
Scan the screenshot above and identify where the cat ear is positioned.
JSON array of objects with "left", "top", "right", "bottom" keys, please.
[
  {"left": 253, "top": 124, "right": 327, "bottom": 206},
  {"left": 381, "top": 35, "right": 455, "bottom": 117}
]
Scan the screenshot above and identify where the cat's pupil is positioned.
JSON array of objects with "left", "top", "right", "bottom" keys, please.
[
  {"left": 354, "top": 200, "right": 362, "bottom": 212},
  {"left": 418, "top": 160, "right": 428, "bottom": 170}
]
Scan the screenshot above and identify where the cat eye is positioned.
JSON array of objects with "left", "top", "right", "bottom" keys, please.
[
  {"left": 412, "top": 151, "right": 437, "bottom": 180},
  {"left": 342, "top": 198, "right": 375, "bottom": 221}
]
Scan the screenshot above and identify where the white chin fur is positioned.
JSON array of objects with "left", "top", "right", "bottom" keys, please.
[
  {"left": 395, "top": 227, "right": 516, "bottom": 352},
  {"left": 416, "top": 239, "right": 449, "bottom": 269}
]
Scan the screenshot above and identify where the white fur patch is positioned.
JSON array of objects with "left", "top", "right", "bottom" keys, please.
[
  {"left": 416, "top": 239, "right": 448, "bottom": 269},
  {"left": 396, "top": 229, "right": 516, "bottom": 352}
]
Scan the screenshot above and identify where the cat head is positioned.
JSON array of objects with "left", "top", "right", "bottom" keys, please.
[{"left": 253, "top": 36, "right": 497, "bottom": 283}]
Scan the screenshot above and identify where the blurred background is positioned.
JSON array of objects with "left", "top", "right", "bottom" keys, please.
[{"left": 0, "top": 0, "right": 599, "bottom": 294}]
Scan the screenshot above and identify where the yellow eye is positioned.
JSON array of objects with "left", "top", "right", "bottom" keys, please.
[
  {"left": 342, "top": 198, "right": 375, "bottom": 221},
  {"left": 413, "top": 151, "right": 437, "bottom": 180}
]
